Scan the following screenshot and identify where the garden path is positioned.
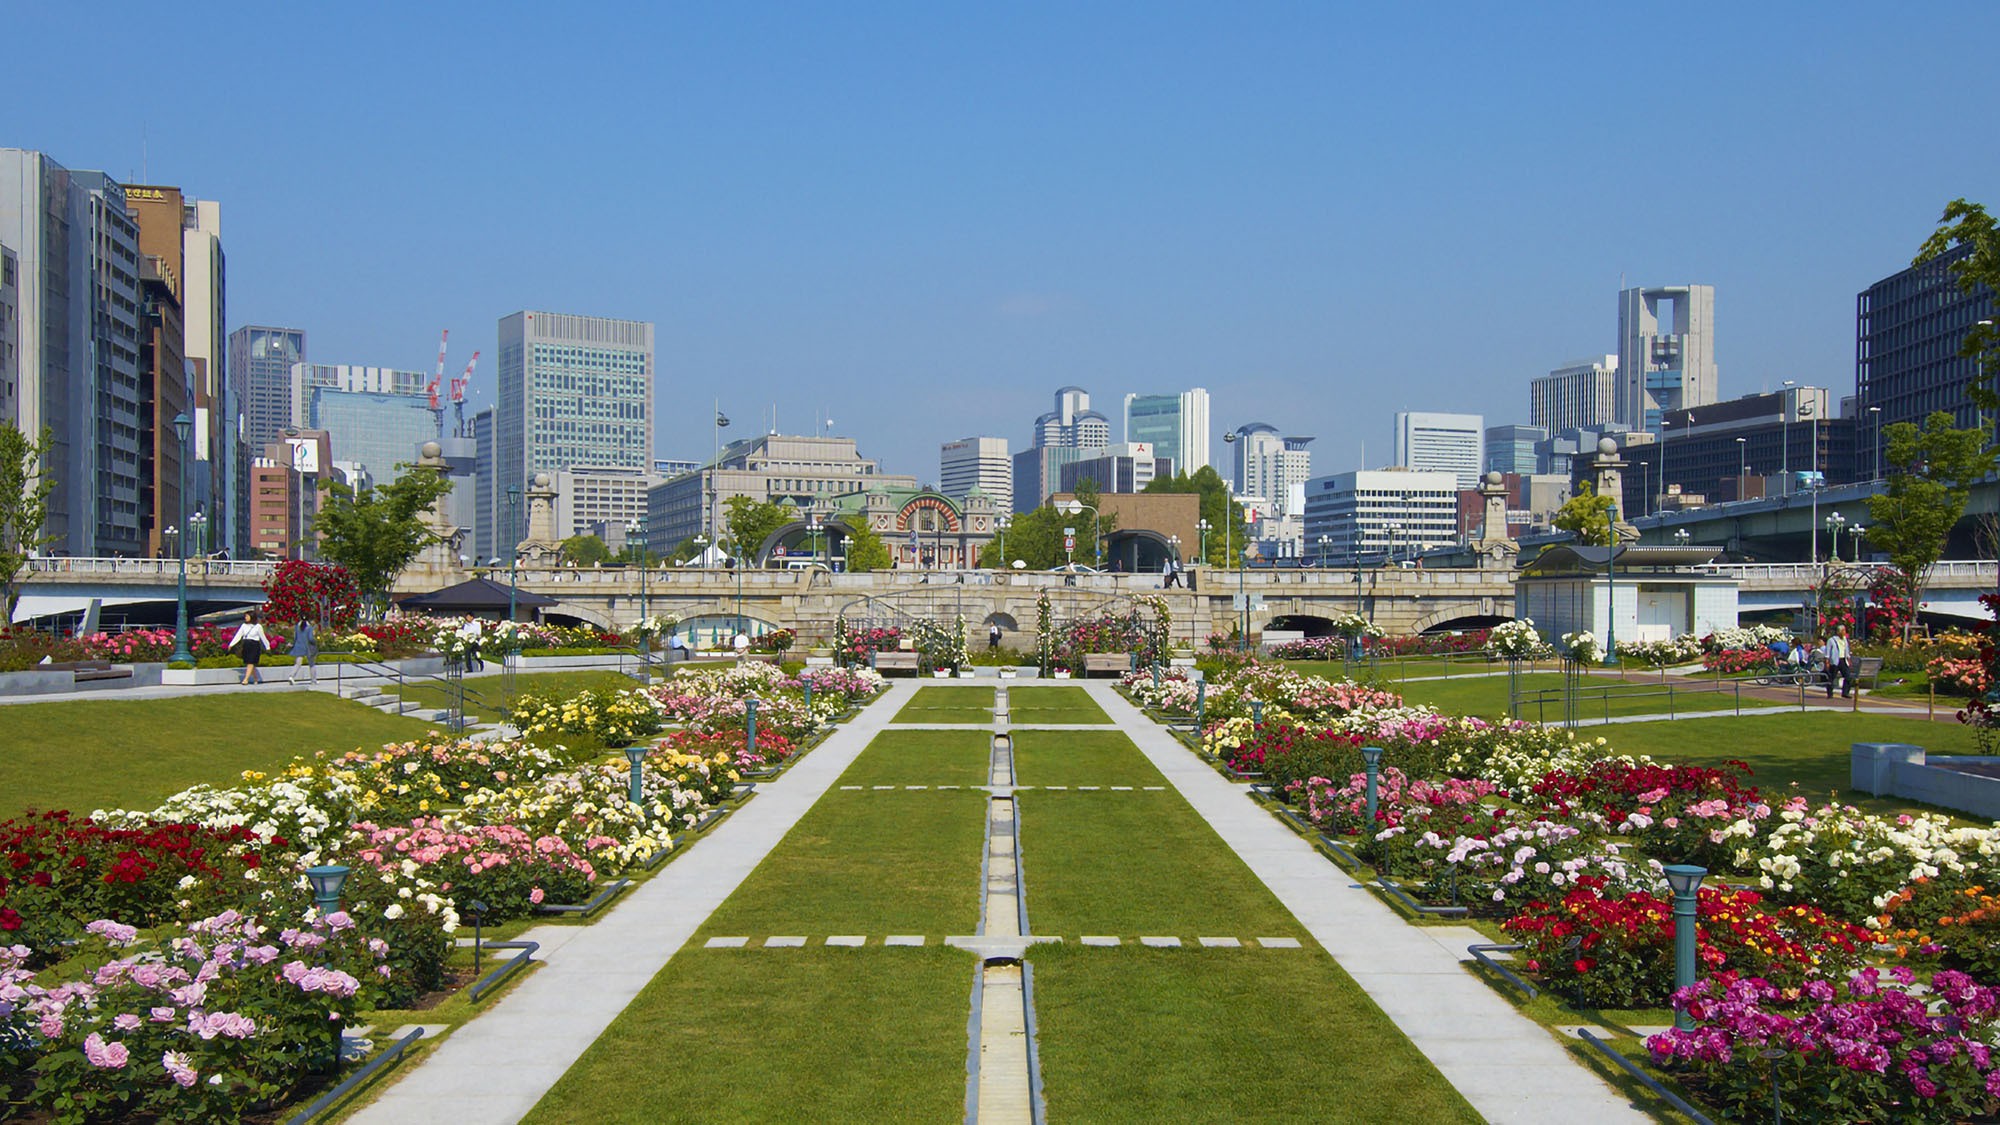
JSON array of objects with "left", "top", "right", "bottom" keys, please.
[
  {"left": 343, "top": 680, "right": 914, "bottom": 1125},
  {"left": 1083, "top": 681, "right": 1653, "bottom": 1125}
]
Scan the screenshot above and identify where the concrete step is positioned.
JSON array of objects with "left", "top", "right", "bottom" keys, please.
[{"left": 346, "top": 692, "right": 393, "bottom": 708}]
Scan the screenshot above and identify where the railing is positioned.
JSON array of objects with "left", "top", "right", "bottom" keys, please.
[
  {"left": 25, "top": 556, "right": 278, "bottom": 580},
  {"left": 1706, "top": 560, "right": 1997, "bottom": 584}
]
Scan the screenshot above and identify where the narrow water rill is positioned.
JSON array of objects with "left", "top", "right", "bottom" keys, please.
[{"left": 966, "top": 722, "right": 1044, "bottom": 1123}]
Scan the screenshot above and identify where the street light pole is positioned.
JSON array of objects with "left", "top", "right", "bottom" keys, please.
[
  {"left": 1603, "top": 501, "right": 1620, "bottom": 667},
  {"left": 628, "top": 517, "right": 649, "bottom": 669},
  {"left": 1238, "top": 547, "right": 1249, "bottom": 651},
  {"left": 168, "top": 412, "right": 194, "bottom": 664},
  {"left": 506, "top": 486, "right": 521, "bottom": 623},
  {"left": 1868, "top": 405, "right": 1882, "bottom": 482},
  {"left": 1781, "top": 380, "right": 1796, "bottom": 497},
  {"left": 1736, "top": 436, "right": 1747, "bottom": 495}
]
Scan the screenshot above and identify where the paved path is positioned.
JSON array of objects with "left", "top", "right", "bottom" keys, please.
[
  {"left": 345, "top": 681, "right": 912, "bottom": 1125},
  {"left": 1084, "top": 682, "right": 1651, "bottom": 1125}
]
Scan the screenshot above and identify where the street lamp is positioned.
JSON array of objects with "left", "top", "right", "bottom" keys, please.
[
  {"left": 1673, "top": 528, "right": 1690, "bottom": 549},
  {"left": 1603, "top": 501, "right": 1620, "bottom": 667},
  {"left": 1850, "top": 524, "right": 1867, "bottom": 563},
  {"left": 505, "top": 486, "right": 522, "bottom": 623},
  {"left": 1662, "top": 864, "right": 1709, "bottom": 1031},
  {"left": 627, "top": 517, "right": 650, "bottom": 668},
  {"left": 1735, "top": 436, "right": 1747, "bottom": 494},
  {"left": 168, "top": 411, "right": 194, "bottom": 664},
  {"left": 1317, "top": 533, "right": 1330, "bottom": 567},
  {"left": 1058, "top": 498, "right": 1101, "bottom": 570},
  {"left": 1868, "top": 405, "right": 1882, "bottom": 482},
  {"left": 1361, "top": 745, "right": 1384, "bottom": 825},
  {"left": 623, "top": 745, "right": 649, "bottom": 820},
  {"left": 1781, "top": 380, "right": 1796, "bottom": 496},
  {"left": 1238, "top": 547, "right": 1250, "bottom": 651},
  {"left": 305, "top": 864, "right": 351, "bottom": 916},
  {"left": 693, "top": 534, "right": 710, "bottom": 647},
  {"left": 1196, "top": 517, "right": 1210, "bottom": 565},
  {"left": 995, "top": 516, "right": 1009, "bottom": 567}
]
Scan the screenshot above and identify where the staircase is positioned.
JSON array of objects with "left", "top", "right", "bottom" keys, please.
[{"left": 338, "top": 681, "right": 450, "bottom": 722}]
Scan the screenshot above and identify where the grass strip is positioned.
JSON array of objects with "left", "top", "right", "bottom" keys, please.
[
  {"left": 836, "top": 729, "right": 994, "bottom": 787},
  {"left": 1396, "top": 671, "right": 1746, "bottom": 721},
  {"left": 891, "top": 684, "right": 995, "bottom": 724},
  {"left": 698, "top": 789, "right": 986, "bottom": 935},
  {"left": 1022, "top": 790, "right": 1298, "bottom": 935},
  {"left": 1007, "top": 685, "right": 1110, "bottom": 724},
  {"left": 390, "top": 670, "right": 653, "bottom": 724},
  {"left": 1011, "top": 730, "right": 1165, "bottom": 787},
  {"left": 522, "top": 948, "right": 970, "bottom": 1125},
  {"left": 0, "top": 694, "right": 440, "bottom": 818},
  {"left": 1030, "top": 946, "right": 1481, "bottom": 1124}
]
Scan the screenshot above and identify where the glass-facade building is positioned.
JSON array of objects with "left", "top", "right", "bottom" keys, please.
[
  {"left": 308, "top": 387, "right": 436, "bottom": 486},
  {"left": 228, "top": 326, "right": 305, "bottom": 451},
  {"left": 1858, "top": 243, "right": 1995, "bottom": 434},
  {"left": 1123, "top": 388, "right": 1210, "bottom": 474}
]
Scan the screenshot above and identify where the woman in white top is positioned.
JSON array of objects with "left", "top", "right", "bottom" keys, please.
[{"left": 228, "top": 610, "right": 272, "bottom": 685}]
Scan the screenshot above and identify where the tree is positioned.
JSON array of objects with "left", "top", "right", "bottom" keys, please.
[
  {"left": 559, "top": 534, "right": 612, "bottom": 567},
  {"left": 1866, "top": 411, "right": 1998, "bottom": 634},
  {"left": 978, "top": 483, "right": 1118, "bottom": 570},
  {"left": 1145, "top": 465, "right": 1246, "bottom": 566},
  {"left": 312, "top": 465, "right": 454, "bottom": 611},
  {"left": 1915, "top": 199, "right": 2000, "bottom": 413},
  {"left": 839, "top": 516, "right": 891, "bottom": 572},
  {"left": 722, "top": 495, "right": 792, "bottom": 563},
  {"left": 0, "top": 423, "right": 55, "bottom": 620},
  {"left": 1552, "top": 482, "right": 1617, "bottom": 547}
]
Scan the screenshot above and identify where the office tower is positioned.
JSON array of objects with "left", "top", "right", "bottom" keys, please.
[
  {"left": 554, "top": 466, "right": 661, "bottom": 540},
  {"left": 472, "top": 406, "right": 495, "bottom": 563},
  {"left": 1015, "top": 386, "right": 1112, "bottom": 512},
  {"left": 1300, "top": 469, "right": 1461, "bottom": 566},
  {"left": 1123, "top": 388, "right": 1210, "bottom": 472},
  {"left": 1530, "top": 355, "right": 1620, "bottom": 432},
  {"left": 0, "top": 152, "right": 147, "bottom": 556},
  {"left": 0, "top": 244, "right": 16, "bottom": 423},
  {"left": 1484, "top": 425, "right": 1546, "bottom": 476},
  {"left": 1394, "top": 411, "right": 1484, "bottom": 489},
  {"left": 307, "top": 385, "right": 438, "bottom": 486},
  {"left": 135, "top": 258, "right": 190, "bottom": 558},
  {"left": 172, "top": 197, "right": 230, "bottom": 554},
  {"left": 940, "top": 437, "right": 1012, "bottom": 512},
  {"left": 1058, "top": 443, "right": 1170, "bottom": 494},
  {"left": 1858, "top": 243, "right": 1997, "bottom": 434},
  {"left": 1230, "top": 423, "right": 1314, "bottom": 517},
  {"left": 228, "top": 327, "right": 307, "bottom": 451},
  {"left": 1618, "top": 285, "right": 1717, "bottom": 432},
  {"left": 496, "top": 311, "right": 654, "bottom": 546}
]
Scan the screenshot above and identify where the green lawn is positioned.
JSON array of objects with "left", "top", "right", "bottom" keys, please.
[
  {"left": 1031, "top": 946, "right": 1482, "bottom": 1124},
  {"left": 522, "top": 948, "right": 970, "bottom": 1125},
  {"left": 697, "top": 790, "right": 986, "bottom": 935},
  {"left": 1393, "top": 670, "right": 1747, "bottom": 721},
  {"left": 1021, "top": 790, "right": 1299, "bottom": 936},
  {"left": 891, "top": 684, "right": 994, "bottom": 724},
  {"left": 0, "top": 693, "right": 440, "bottom": 818},
  {"left": 1286, "top": 656, "right": 1518, "bottom": 682},
  {"left": 1012, "top": 730, "right": 1166, "bottom": 787},
  {"left": 836, "top": 729, "right": 993, "bottom": 787},
  {"left": 1007, "top": 685, "right": 1110, "bottom": 724},
  {"left": 390, "top": 669, "right": 652, "bottom": 724}
]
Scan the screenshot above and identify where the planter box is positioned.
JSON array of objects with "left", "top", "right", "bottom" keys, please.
[
  {"left": 162, "top": 667, "right": 249, "bottom": 686},
  {"left": 1053, "top": 670, "right": 1072, "bottom": 680},
  {"left": 998, "top": 668, "right": 1018, "bottom": 679},
  {"left": 956, "top": 670, "right": 978, "bottom": 679},
  {"left": 931, "top": 670, "right": 951, "bottom": 679}
]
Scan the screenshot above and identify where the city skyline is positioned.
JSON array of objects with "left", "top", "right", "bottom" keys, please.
[{"left": 7, "top": 5, "right": 1999, "bottom": 491}]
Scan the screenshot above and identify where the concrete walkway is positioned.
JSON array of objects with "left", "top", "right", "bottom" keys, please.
[
  {"left": 1084, "top": 682, "right": 1651, "bottom": 1125},
  {"left": 345, "top": 681, "right": 912, "bottom": 1125}
]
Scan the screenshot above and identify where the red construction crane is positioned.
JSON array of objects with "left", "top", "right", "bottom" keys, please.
[
  {"left": 427, "top": 330, "right": 449, "bottom": 437},
  {"left": 451, "top": 351, "right": 479, "bottom": 437}
]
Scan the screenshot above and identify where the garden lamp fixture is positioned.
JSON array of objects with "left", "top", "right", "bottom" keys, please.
[
  {"left": 1196, "top": 518, "right": 1211, "bottom": 564},
  {"left": 305, "top": 864, "right": 351, "bottom": 916},
  {"left": 1361, "top": 746, "right": 1384, "bottom": 826},
  {"left": 1662, "top": 864, "right": 1709, "bottom": 1030},
  {"left": 745, "top": 697, "right": 760, "bottom": 756},
  {"left": 1251, "top": 699, "right": 1264, "bottom": 726},
  {"left": 622, "top": 744, "right": 649, "bottom": 819}
]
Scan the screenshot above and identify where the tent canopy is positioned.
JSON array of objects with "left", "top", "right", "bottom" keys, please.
[{"left": 395, "top": 576, "right": 558, "bottom": 613}]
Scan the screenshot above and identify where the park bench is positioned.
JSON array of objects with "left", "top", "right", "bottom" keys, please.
[
  {"left": 46, "top": 659, "right": 132, "bottom": 683},
  {"left": 870, "top": 651, "right": 921, "bottom": 676},
  {"left": 1852, "top": 656, "right": 1885, "bottom": 693},
  {"left": 1081, "top": 653, "right": 1132, "bottom": 677}
]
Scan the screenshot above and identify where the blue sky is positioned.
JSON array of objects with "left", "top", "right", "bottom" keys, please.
[{"left": 12, "top": 2, "right": 1999, "bottom": 483}]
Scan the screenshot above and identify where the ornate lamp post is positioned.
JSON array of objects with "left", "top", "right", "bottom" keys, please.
[
  {"left": 1196, "top": 517, "right": 1210, "bottom": 565},
  {"left": 168, "top": 411, "right": 195, "bottom": 664},
  {"left": 1317, "top": 533, "right": 1330, "bottom": 568},
  {"left": 505, "top": 486, "right": 522, "bottom": 623},
  {"left": 627, "top": 517, "right": 650, "bottom": 668},
  {"left": 1663, "top": 864, "right": 1709, "bottom": 1031},
  {"left": 995, "top": 516, "right": 1009, "bottom": 567},
  {"left": 693, "top": 534, "right": 711, "bottom": 648},
  {"left": 1603, "top": 502, "right": 1620, "bottom": 667},
  {"left": 1850, "top": 524, "right": 1866, "bottom": 563},
  {"left": 1238, "top": 547, "right": 1250, "bottom": 651}
]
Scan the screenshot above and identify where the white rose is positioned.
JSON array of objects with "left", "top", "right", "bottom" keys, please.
[{"left": 384, "top": 903, "right": 405, "bottom": 920}]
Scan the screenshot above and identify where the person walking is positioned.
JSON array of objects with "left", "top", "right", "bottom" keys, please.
[
  {"left": 229, "top": 610, "right": 271, "bottom": 686},
  {"left": 733, "top": 631, "right": 750, "bottom": 660},
  {"left": 988, "top": 622, "right": 1003, "bottom": 651},
  {"left": 287, "top": 616, "right": 319, "bottom": 685},
  {"left": 1823, "top": 625, "right": 1854, "bottom": 699}
]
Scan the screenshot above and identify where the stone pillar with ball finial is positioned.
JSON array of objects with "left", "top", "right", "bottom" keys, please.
[
  {"left": 1474, "top": 470, "right": 1519, "bottom": 570},
  {"left": 1590, "top": 437, "right": 1641, "bottom": 544},
  {"left": 516, "top": 471, "right": 563, "bottom": 565},
  {"left": 408, "top": 440, "right": 468, "bottom": 581}
]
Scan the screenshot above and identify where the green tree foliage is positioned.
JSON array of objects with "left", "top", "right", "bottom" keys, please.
[
  {"left": 979, "top": 480, "right": 1118, "bottom": 569},
  {"left": 0, "top": 424, "right": 55, "bottom": 618},
  {"left": 722, "top": 495, "right": 793, "bottom": 563},
  {"left": 559, "top": 534, "right": 612, "bottom": 567},
  {"left": 1144, "top": 465, "right": 1246, "bottom": 566},
  {"left": 1915, "top": 199, "right": 2000, "bottom": 412},
  {"left": 1866, "top": 412, "right": 1998, "bottom": 629},
  {"left": 1552, "top": 481, "right": 1617, "bottom": 547},
  {"left": 838, "top": 516, "right": 891, "bottom": 572},
  {"left": 311, "top": 465, "right": 453, "bottom": 609}
]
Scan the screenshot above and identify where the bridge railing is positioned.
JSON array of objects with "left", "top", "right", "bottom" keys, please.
[
  {"left": 26, "top": 557, "right": 279, "bottom": 580},
  {"left": 1705, "top": 560, "right": 1997, "bottom": 584}
]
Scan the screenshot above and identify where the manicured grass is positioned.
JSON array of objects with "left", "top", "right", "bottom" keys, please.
[
  {"left": 698, "top": 790, "right": 986, "bottom": 935},
  {"left": 1394, "top": 671, "right": 1746, "bottom": 721},
  {"left": 390, "top": 669, "right": 651, "bottom": 724},
  {"left": 1011, "top": 730, "right": 1165, "bottom": 787},
  {"left": 1007, "top": 685, "right": 1110, "bottom": 724},
  {"left": 836, "top": 729, "right": 994, "bottom": 787},
  {"left": 1021, "top": 790, "right": 1299, "bottom": 936},
  {"left": 1285, "top": 656, "right": 1517, "bottom": 682},
  {"left": 1592, "top": 711, "right": 1990, "bottom": 820},
  {"left": 0, "top": 693, "right": 440, "bottom": 818},
  {"left": 522, "top": 948, "right": 970, "bottom": 1125},
  {"left": 891, "top": 684, "right": 994, "bottom": 724},
  {"left": 1031, "top": 946, "right": 1482, "bottom": 1124}
]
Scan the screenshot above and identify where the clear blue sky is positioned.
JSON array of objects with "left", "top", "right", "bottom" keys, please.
[{"left": 13, "top": 3, "right": 1999, "bottom": 483}]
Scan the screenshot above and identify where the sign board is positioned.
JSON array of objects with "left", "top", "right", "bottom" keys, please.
[
  {"left": 287, "top": 438, "right": 320, "bottom": 474},
  {"left": 1064, "top": 536, "right": 1075, "bottom": 550}
]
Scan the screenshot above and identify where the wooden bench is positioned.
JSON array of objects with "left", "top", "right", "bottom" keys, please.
[
  {"left": 1081, "top": 653, "right": 1132, "bottom": 678},
  {"left": 870, "top": 651, "right": 921, "bottom": 676},
  {"left": 45, "top": 659, "right": 132, "bottom": 683}
]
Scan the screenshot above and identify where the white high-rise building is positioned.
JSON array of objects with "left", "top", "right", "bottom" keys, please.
[
  {"left": 1618, "top": 284, "right": 1717, "bottom": 433},
  {"left": 1123, "top": 388, "right": 1210, "bottom": 472},
  {"left": 940, "top": 436, "right": 1012, "bottom": 512},
  {"left": 1531, "top": 355, "right": 1620, "bottom": 433},
  {"left": 1393, "top": 411, "right": 1484, "bottom": 490},
  {"left": 1300, "top": 469, "right": 1460, "bottom": 566},
  {"left": 1229, "top": 423, "right": 1313, "bottom": 517}
]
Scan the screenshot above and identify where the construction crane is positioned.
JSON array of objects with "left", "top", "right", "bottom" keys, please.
[
  {"left": 451, "top": 351, "right": 479, "bottom": 437},
  {"left": 427, "top": 330, "right": 449, "bottom": 438}
]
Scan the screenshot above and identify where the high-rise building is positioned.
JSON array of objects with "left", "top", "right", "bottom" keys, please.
[
  {"left": 1123, "top": 388, "right": 1210, "bottom": 473},
  {"left": 1016, "top": 387, "right": 1112, "bottom": 512},
  {"left": 0, "top": 243, "right": 17, "bottom": 425},
  {"left": 472, "top": 406, "right": 496, "bottom": 563},
  {"left": 940, "top": 437, "right": 1012, "bottom": 511},
  {"left": 1531, "top": 355, "right": 1620, "bottom": 432},
  {"left": 1229, "top": 423, "right": 1313, "bottom": 517},
  {"left": 1300, "top": 469, "right": 1460, "bottom": 567},
  {"left": 1858, "top": 243, "right": 1996, "bottom": 434},
  {"left": 1058, "top": 443, "right": 1170, "bottom": 495},
  {"left": 497, "top": 311, "right": 654, "bottom": 546},
  {"left": 1618, "top": 285, "right": 1717, "bottom": 433},
  {"left": 1484, "top": 424, "right": 1546, "bottom": 476},
  {"left": 135, "top": 257, "right": 190, "bottom": 558},
  {"left": 0, "top": 152, "right": 147, "bottom": 556},
  {"left": 228, "top": 327, "right": 307, "bottom": 451},
  {"left": 1394, "top": 411, "right": 1484, "bottom": 490},
  {"left": 174, "top": 197, "right": 230, "bottom": 555},
  {"left": 307, "top": 386, "right": 437, "bottom": 486}
]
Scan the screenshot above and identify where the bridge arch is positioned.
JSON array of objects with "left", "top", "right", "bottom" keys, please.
[
  {"left": 541, "top": 601, "right": 614, "bottom": 631},
  {"left": 1409, "top": 607, "right": 1516, "bottom": 634},
  {"left": 753, "top": 520, "right": 850, "bottom": 568}
]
